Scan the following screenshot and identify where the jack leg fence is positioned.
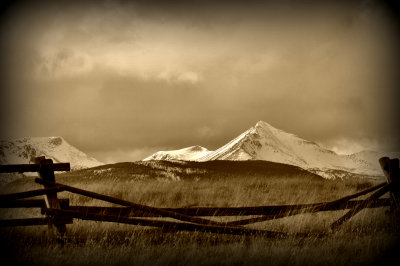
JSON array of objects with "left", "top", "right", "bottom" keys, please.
[{"left": 0, "top": 156, "right": 399, "bottom": 238}]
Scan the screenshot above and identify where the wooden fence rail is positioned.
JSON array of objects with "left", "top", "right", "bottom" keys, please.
[
  {"left": 56, "top": 198, "right": 390, "bottom": 218},
  {"left": 0, "top": 199, "right": 70, "bottom": 208},
  {"left": 0, "top": 156, "right": 399, "bottom": 238},
  {"left": 0, "top": 163, "right": 70, "bottom": 173},
  {"left": 0, "top": 187, "right": 66, "bottom": 201}
]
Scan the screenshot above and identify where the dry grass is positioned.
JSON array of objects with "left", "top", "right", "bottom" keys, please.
[{"left": 0, "top": 167, "right": 399, "bottom": 266}]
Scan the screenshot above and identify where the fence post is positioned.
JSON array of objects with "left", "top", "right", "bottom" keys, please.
[
  {"left": 34, "top": 156, "right": 67, "bottom": 238},
  {"left": 379, "top": 157, "right": 400, "bottom": 209}
]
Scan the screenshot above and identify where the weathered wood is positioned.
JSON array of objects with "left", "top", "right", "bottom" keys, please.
[
  {"left": 330, "top": 184, "right": 391, "bottom": 230},
  {"left": 62, "top": 199, "right": 390, "bottom": 218},
  {"left": 35, "top": 178, "right": 232, "bottom": 227},
  {"left": 43, "top": 208, "right": 321, "bottom": 238},
  {"left": 177, "top": 181, "right": 385, "bottom": 216},
  {"left": 35, "top": 157, "right": 67, "bottom": 236},
  {"left": 36, "top": 177, "right": 389, "bottom": 228},
  {"left": 0, "top": 163, "right": 70, "bottom": 173},
  {"left": 0, "top": 187, "right": 65, "bottom": 201},
  {"left": 0, "top": 156, "right": 394, "bottom": 236},
  {"left": 64, "top": 204, "right": 323, "bottom": 217},
  {"left": 379, "top": 157, "right": 400, "bottom": 208},
  {"left": 0, "top": 217, "right": 73, "bottom": 227},
  {"left": 0, "top": 198, "right": 69, "bottom": 208},
  {"left": 225, "top": 182, "right": 386, "bottom": 226},
  {"left": 226, "top": 198, "right": 391, "bottom": 226},
  {"left": 172, "top": 182, "right": 386, "bottom": 216},
  {"left": 328, "top": 182, "right": 387, "bottom": 203}
]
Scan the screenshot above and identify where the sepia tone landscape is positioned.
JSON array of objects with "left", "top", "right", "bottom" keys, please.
[
  {"left": 1, "top": 0, "right": 400, "bottom": 265},
  {"left": 0, "top": 159, "right": 399, "bottom": 265}
]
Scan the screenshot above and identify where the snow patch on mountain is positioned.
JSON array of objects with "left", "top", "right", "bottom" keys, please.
[
  {"left": 143, "top": 146, "right": 213, "bottom": 161},
  {"left": 199, "top": 121, "right": 399, "bottom": 177},
  {"left": 0, "top": 137, "right": 104, "bottom": 170},
  {"left": 144, "top": 121, "right": 399, "bottom": 179}
]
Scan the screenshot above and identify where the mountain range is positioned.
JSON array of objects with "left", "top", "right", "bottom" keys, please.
[
  {"left": 0, "top": 136, "right": 104, "bottom": 170},
  {"left": 1, "top": 121, "right": 397, "bottom": 180},
  {"left": 144, "top": 121, "right": 399, "bottom": 179}
]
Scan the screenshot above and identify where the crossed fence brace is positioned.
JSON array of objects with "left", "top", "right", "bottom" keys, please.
[{"left": 0, "top": 156, "right": 398, "bottom": 238}]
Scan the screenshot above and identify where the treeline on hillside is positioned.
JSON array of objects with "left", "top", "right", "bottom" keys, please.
[{"left": 57, "top": 160, "right": 324, "bottom": 182}]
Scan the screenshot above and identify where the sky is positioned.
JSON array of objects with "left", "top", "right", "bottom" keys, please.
[{"left": 0, "top": 0, "right": 399, "bottom": 163}]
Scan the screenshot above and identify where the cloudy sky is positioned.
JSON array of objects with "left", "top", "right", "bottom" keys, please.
[{"left": 0, "top": 0, "right": 399, "bottom": 163}]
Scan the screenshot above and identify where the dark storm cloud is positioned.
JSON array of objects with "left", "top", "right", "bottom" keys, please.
[{"left": 1, "top": 0, "right": 399, "bottom": 162}]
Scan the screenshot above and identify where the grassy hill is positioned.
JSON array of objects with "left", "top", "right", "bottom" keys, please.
[
  {"left": 57, "top": 160, "right": 324, "bottom": 183},
  {"left": 1, "top": 160, "right": 397, "bottom": 265}
]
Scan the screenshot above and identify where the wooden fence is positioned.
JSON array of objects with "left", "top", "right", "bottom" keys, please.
[{"left": 0, "top": 156, "right": 398, "bottom": 238}]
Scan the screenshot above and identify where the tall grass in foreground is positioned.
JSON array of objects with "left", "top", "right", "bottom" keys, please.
[{"left": 0, "top": 173, "right": 399, "bottom": 265}]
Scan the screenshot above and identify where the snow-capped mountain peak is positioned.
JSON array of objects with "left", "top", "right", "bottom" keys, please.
[
  {"left": 199, "top": 121, "right": 313, "bottom": 165},
  {"left": 144, "top": 120, "right": 399, "bottom": 179},
  {"left": 0, "top": 136, "right": 104, "bottom": 170},
  {"left": 143, "top": 145, "right": 212, "bottom": 161}
]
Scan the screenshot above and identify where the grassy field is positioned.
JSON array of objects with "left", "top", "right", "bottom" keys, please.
[{"left": 0, "top": 161, "right": 399, "bottom": 265}]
